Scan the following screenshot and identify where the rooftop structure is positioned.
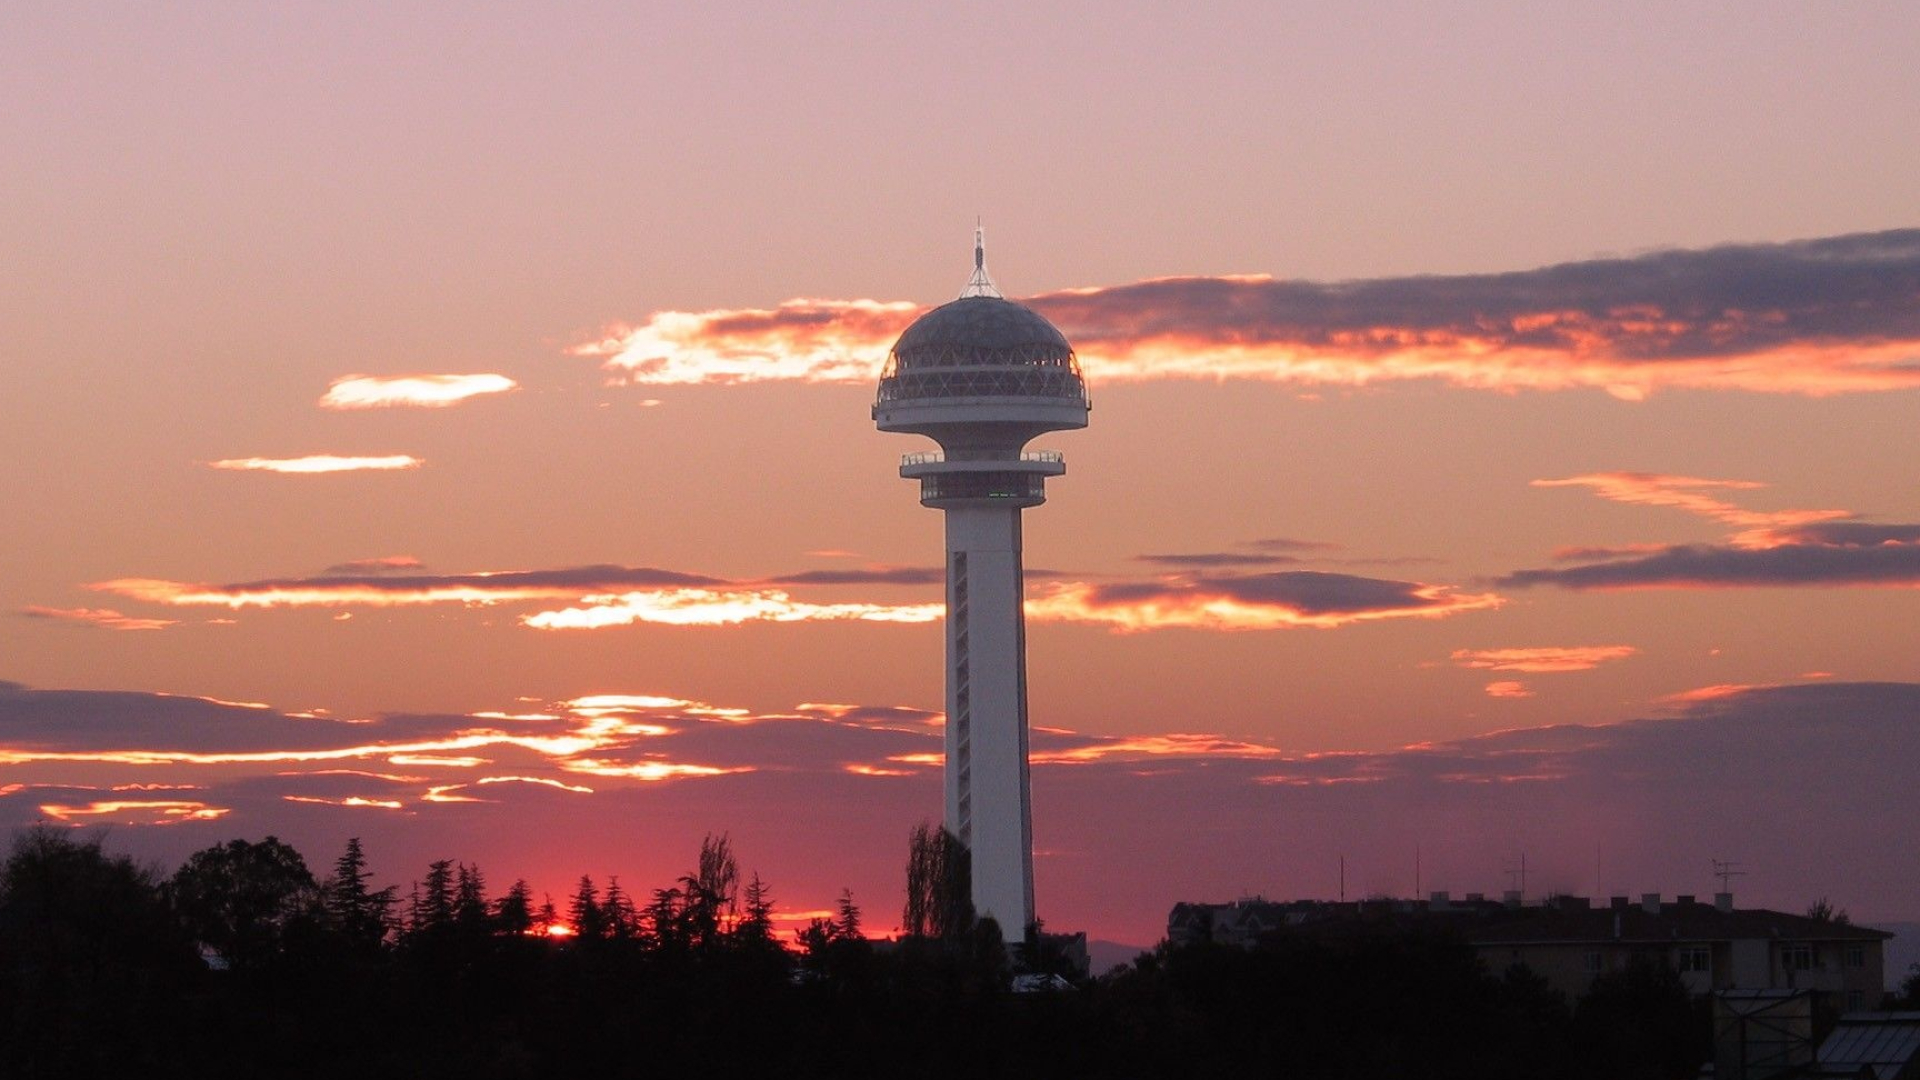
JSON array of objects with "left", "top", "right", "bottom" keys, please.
[{"left": 1170, "top": 892, "right": 1893, "bottom": 1010}]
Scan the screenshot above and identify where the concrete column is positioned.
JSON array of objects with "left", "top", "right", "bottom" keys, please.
[{"left": 943, "top": 502, "right": 1033, "bottom": 935}]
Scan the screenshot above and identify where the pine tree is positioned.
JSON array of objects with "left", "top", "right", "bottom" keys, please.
[
  {"left": 323, "top": 837, "right": 395, "bottom": 951},
  {"left": 737, "top": 872, "right": 776, "bottom": 948},
  {"left": 568, "top": 875, "right": 604, "bottom": 941},
  {"left": 649, "top": 886, "right": 684, "bottom": 948},
  {"left": 603, "top": 876, "right": 637, "bottom": 941},
  {"left": 454, "top": 863, "right": 490, "bottom": 931},
  {"left": 835, "top": 887, "right": 863, "bottom": 941},
  {"left": 495, "top": 879, "right": 534, "bottom": 937},
  {"left": 418, "top": 859, "right": 456, "bottom": 932}
]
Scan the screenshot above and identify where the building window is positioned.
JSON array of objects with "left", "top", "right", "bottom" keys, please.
[
  {"left": 1679, "top": 947, "right": 1711, "bottom": 973},
  {"left": 1584, "top": 951, "right": 1603, "bottom": 974},
  {"left": 1782, "top": 945, "right": 1814, "bottom": 972},
  {"left": 1846, "top": 991, "right": 1864, "bottom": 1012},
  {"left": 1845, "top": 946, "right": 1864, "bottom": 969}
]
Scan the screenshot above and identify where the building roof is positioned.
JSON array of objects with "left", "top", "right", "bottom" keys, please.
[
  {"left": 1817, "top": 1012, "right": 1920, "bottom": 1079},
  {"left": 1169, "top": 896, "right": 1894, "bottom": 948},
  {"left": 1466, "top": 900, "right": 1893, "bottom": 947}
]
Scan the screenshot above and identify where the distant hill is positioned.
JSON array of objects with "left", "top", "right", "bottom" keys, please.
[{"left": 1088, "top": 938, "right": 1152, "bottom": 977}]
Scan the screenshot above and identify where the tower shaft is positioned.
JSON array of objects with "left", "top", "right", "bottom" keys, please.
[
  {"left": 874, "top": 235, "right": 1088, "bottom": 941},
  {"left": 942, "top": 503, "right": 1034, "bottom": 933}
]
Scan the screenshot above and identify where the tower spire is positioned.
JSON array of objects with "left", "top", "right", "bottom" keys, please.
[{"left": 960, "top": 219, "right": 1001, "bottom": 299}]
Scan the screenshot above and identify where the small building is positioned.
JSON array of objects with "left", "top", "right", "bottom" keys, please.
[
  {"left": 1469, "top": 893, "right": 1891, "bottom": 1010},
  {"left": 1169, "top": 891, "right": 1892, "bottom": 1012}
]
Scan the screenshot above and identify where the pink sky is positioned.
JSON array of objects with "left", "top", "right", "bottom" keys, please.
[{"left": 3, "top": 2, "right": 1918, "bottom": 945}]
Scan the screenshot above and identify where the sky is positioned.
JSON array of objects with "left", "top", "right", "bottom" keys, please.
[{"left": 3, "top": 1, "right": 1918, "bottom": 946}]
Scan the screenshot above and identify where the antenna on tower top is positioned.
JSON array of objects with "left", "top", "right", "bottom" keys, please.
[{"left": 959, "top": 219, "right": 1001, "bottom": 299}]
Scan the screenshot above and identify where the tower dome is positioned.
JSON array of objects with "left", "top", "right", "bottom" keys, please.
[
  {"left": 872, "top": 228, "right": 1089, "bottom": 452},
  {"left": 876, "top": 296, "right": 1086, "bottom": 405}
]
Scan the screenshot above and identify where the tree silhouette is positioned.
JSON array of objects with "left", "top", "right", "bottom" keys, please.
[
  {"left": 835, "top": 887, "right": 863, "bottom": 941},
  {"left": 321, "top": 836, "right": 394, "bottom": 953},
  {"left": 454, "top": 862, "right": 490, "bottom": 932},
  {"left": 737, "top": 872, "right": 776, "bottom": 949},
  {"left": 678, "top": 832, "right": 738, "bottom": 949},
  {"left": 0, "top": 828, "right": 197, "bottom": 1074},
  {"left": 495, "top": 879, "right": 534, "bottom": 937},
  {"left": 169, "top": 836, "right": 318, "bottom": 970},
  {"left": 648, "top": 885, "right": 685, "bottom": 948},
  {"left": 602, "top": 876, "right": 638, "bottom": 941},
  {"left": 568, "top": 875, "right": 604, "bottom": 941},
  {"left": 904, "top": 822, "right": 974, "bottom": 942}
]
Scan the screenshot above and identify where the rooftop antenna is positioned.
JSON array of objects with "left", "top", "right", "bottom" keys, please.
[
  {"left": 959, "top": 218, "right": 1001, "bottom": 299},
  {"left": 1712, "top": 859, "right": 1746, "bottom": 892},
  {"left": 1503, "top": 853, "right": 1528, "bottom": 898}
]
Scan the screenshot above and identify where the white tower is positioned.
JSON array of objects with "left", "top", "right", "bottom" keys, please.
[{"left": 873, "top": 229, "right": 1089, "bottom": 934}]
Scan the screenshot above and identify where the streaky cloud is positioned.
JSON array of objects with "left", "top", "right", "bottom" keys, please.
[
  {"left": 21, "top": 605, "right": 177, "bottom": 631},
  {"left": 38, "top": 799, "right": 230, "bottom": 824},
  {"left": 1501, "top": 537, "right": 1920, "bottom": 590},
  {"left": 93, "top": 565, "right": 727, "bottom": 609},
  {"left": 1482, "top": 681, "right": 1535, "bottom": 699},
  {"left": 206, "top": 455, "right": 423, "bottom": 474},
  {"left": 1511, "top": 471, "right": 1920, "bottom": 589},
  {"left": 1132, "top": 553, "right": 1303, "bottom": 568},
  {"left": 1451, "top": 645, "right": 1637, "bottom": 673},
  {"left": 756, "top": 567, "right": 946, "bottom": 586},
  {"left": 1533, "top": 472, "right": 1849, "bottom": 535},
  {"left": 1027, "top": 570, "right": 1501, "bottom": 631},
  {"left": 319, "top": 373, "right": 517, "bottom": 409},
  {"left": 586, "top": 229, "right": 1920, "bottom": 397},
  {"left": 321, "top": 556, "right": 426, "bottom": 576},
  {"left": 523, "top": 589, "right": 945, "bottom": 629}
]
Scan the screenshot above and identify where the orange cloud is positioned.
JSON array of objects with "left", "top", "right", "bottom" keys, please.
[
  {"left": 319, "top": 373, "right": 516, "bottom": 409},
  {"left": 22, "top": 605, "right": 177, "bottom": 631},
  {"left": 1532, "top": 473, "right": 1848, "bottom": 541},
  {"left": 523, "top": 589, "right": 944, "bottom": 629},
  {"left": 423, "top": 776, "right": 595, "bottom": 803},
  {"left": 1451, "top": 645, "right": 1638, "bottom": 673},
  {"left": 579, "top": 298, "right": 919, "bottom": 386},
  {"left": 39, "top": 800, "right": 229, "bottom": 824},
  {"left": 580, "top": 230, "right": 1920, "bottom": 397},
  {"left": 92, "top": 565, "right": 726, "bottom": 609},
  {"left": 1028, "top": 733, "right": 1285, "bottom": 765},
  {"left": 322, "top": 556, "right": 425, "bottom": 575},
  {"left": 555, "top": 759, "right": 748, "bottom": 781},
  {"left": 94, "top": 561, "right": 1498, "bottom": 634},
  {"left": 1483, "top": 681, "right": 1535, "bottom": 699},
  {"left": 206, "top": 455, "right": 423, "bottom": 474},
  {"left": 1507, "top": 484, "right": 1920, "bottom": 590},
  {"left": 282, "top": 795, "right": 405, "bottom": 810},
  {"left": 1024, "top": 574, "right": 1501, "bottom": 632},
  {"left": 1660, "top": 683, "right": 1762, "bottom": 704}
]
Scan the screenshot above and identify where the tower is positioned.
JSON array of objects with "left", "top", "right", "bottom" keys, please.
[{"left": 873, "top": 228, "right": 1089, "bottom": 933}]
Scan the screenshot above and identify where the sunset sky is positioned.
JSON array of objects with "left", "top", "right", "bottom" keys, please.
[{"left": 5, "top": 2, "right": 1918, "bottom": 945}]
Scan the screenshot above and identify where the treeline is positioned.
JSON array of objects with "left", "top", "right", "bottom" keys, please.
[{"left": 1, "top": 825, "right": 1736, "bottom": 1079}]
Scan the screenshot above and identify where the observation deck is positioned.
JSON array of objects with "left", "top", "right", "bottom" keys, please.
[{"left": 898, "top": 450, "right": 1066, "bottom": 509}]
